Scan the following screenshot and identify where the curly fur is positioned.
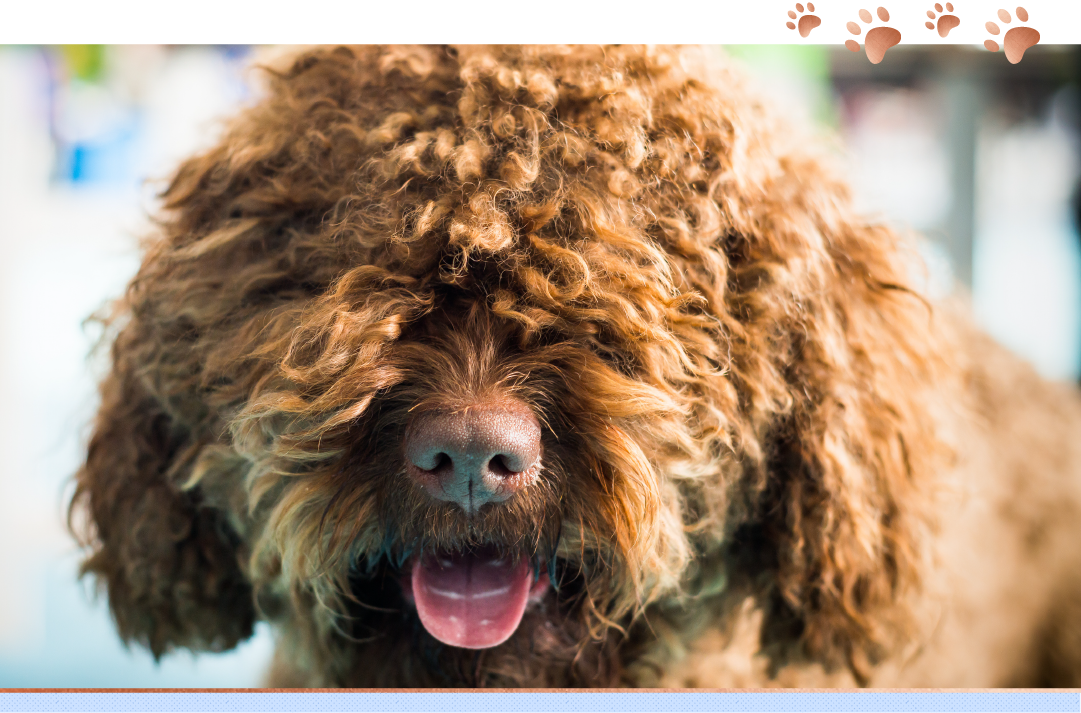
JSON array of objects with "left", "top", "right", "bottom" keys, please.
[{"left": 70, "top": 45, "right": 1081, "bottom": 687}]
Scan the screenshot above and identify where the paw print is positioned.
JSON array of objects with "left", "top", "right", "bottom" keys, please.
[
  {"left": 786, "top": 2, "right": 822, "bottom": 38},
  {"left": 845, "top": 7, "right": 902, "bottom": 65},
  {"left": 985, "top": 7, "right": 1040, "bottom": 64},
  {"left": 926, "top": 2, "right": 960, "bottom": 37}
]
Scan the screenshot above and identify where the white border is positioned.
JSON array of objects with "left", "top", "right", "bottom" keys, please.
[{"left": 0, "top": 0, "right": 1076, "bottom": 45}]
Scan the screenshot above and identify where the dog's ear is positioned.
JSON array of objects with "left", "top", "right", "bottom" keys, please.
[
  {"left": 70, "top": 344, "right": 255, "bottom": 658},
  {"left": 728, "top": 221, "right": 950, "bottom": 683}
]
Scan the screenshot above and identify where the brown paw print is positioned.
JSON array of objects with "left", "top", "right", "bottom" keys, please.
[
  {"left": 984, "top": 7, "right": 1040, "bottom": 64},
  {"left": 926, "top": 3, "right": 961, "bottom": 37},
  {"left": 845, "top": 7, "right": 902, "bottom": 65},
  {"left": 786, "top": 3, "right": 822, "bottom": 38}
]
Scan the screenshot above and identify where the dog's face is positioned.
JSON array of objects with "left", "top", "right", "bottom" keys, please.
[
  {"left": 71, "top": 45, "right": 951, "bottom": 686},
  {"left": 248, "top": 298, "right": 703, "bottom": 664}
]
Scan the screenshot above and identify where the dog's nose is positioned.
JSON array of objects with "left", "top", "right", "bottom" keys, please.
[{"left": 404, "top": 401, "right": 542, "bottom": 515}]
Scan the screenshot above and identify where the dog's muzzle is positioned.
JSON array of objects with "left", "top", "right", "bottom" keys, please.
[{"left": 400, "top": 399, "right": 549, "bottom": 648}]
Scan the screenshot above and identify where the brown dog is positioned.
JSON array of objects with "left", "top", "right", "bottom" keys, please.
[{"left": 70, "top": 45, "right": 1081, "bottom": 687}]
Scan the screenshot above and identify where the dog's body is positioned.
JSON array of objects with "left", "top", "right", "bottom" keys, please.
[
  {"left": 663, "top": 331, "right": 1081, "bottom": 687},
  {"left": 70, "top": 45, "right": 1081, "bottom": 687}
]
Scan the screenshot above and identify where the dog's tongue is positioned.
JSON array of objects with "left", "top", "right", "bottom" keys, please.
[{"left": 411, "top": 548, "right": 532, "bottom": 649}]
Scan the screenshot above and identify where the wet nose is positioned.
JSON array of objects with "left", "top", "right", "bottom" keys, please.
[{"left": 404, "top": 401, "right": 542, "bottom": 515}]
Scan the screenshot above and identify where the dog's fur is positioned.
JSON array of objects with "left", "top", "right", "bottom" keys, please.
[{"left": 70, "top": 45, "right": 1081, "bottom": 687}]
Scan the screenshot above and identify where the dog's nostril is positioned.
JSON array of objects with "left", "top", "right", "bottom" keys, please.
[{"left": 488, "top": 454, "right": 516, "bottom": 477}]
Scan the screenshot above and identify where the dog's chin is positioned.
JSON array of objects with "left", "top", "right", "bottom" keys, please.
[{"left": 396, "top": 546, "right": 550, "bottom": 650}]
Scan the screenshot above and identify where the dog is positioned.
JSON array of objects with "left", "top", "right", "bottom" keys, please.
[{"left": 69, "top": 45, "right": 1081, "bottom": 687}]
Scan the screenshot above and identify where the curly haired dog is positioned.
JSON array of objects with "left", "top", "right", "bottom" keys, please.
[{"left": 70, "top": 45, "right": 1081, "bottom": 687}]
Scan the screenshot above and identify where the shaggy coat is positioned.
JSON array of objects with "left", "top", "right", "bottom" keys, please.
[{"left": 70, "top": 45, "right": 1081, "bottom": 687}]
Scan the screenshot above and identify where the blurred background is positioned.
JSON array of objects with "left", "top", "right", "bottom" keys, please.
[{"left": 0, "top": 43, "right": 1079, "bottom": 686}]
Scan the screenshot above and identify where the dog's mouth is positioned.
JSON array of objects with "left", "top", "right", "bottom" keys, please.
[{"left": 398, "top": 545, "right": 550, "bottom": 649}]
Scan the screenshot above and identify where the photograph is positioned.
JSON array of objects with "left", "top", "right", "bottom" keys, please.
[{"left": 1, "top": 37, "right": 1080, "bottom": 690}]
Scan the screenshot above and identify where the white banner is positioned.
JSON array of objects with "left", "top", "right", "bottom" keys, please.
[{"left": 0, "top": 0, "right": 1073, "bottom": 46}]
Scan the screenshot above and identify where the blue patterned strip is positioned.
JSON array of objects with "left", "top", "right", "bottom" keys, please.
[{"left": 0, "top": 691, "right": 1078, "bottom": 713}]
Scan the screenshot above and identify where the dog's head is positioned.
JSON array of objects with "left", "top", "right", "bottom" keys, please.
[{"left": 70, "top": 45, "right": 952, "bottom": 686}]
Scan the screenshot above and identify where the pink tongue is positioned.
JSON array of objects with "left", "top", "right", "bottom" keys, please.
[{"left": 411, "top": 548, "right": 533, "bottom": 649}]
